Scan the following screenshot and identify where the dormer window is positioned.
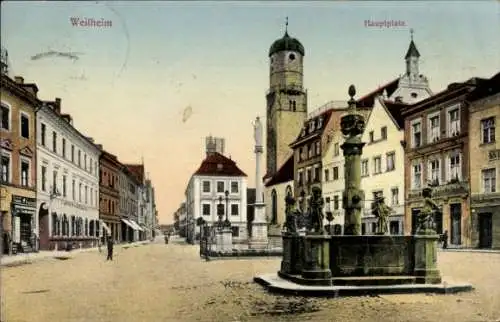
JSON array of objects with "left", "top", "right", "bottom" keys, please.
[
  {"left": 301, "top": 128, "right": 306, "bottom": 137},
  {"left": 411, "top": 92, "right": 418, "bottom": 98},
  {"left": 309, "top": 121, "right": 315, "bottom": 132},
  {"left": 317, "top": 117, "right": 324, "bottom": 129},
  {"left": 217, "top": 163, "right": 223, "bottom": 170}
]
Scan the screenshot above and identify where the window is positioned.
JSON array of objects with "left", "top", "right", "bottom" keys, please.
[
  {"left": 369, "top": 131, "right": 374, "bottom": 143},
  {"left": 481, "top": 117, "right": 496, "bottom": 144},
  {"left": 448, "top": 108, "right": 460, "bottom": 136},
  {"left": 308, "top": 144, "right": 313, "bottom": 158},
  {"left": 386, "top": 152, "right": 395, "bottom": 171},
  {"left": 1, "top": 154, "right": 11, "bottom": 183},
  {"left": 381, "top": 126, "right": 387, "bottom": 140},
  {"left": 62, "top": 138, "right": 66, "bottom": 158},
  {"left": 333, "top": 195, "right": 339, "bottom": 210},
  {"left": 84, "top": 154, "right": 87, "bottom": 170},
  {"left": 298, "top": 171, "right": 303, "bottom": 185},
  {"left": 71, "top": 145, "right": 75, "bottom": 162},
  {"left": 333, "top": 167, "right": 339, "bottom": 180},
  {"left": 231, "top": 204, "right": 239, "bottom": 216},
  {"left": 334, "top": 143, "right": 340, "bottom": 156},
  {"left": 231, "top": 226, "right": 239, "bottom": 237},
  {"left": 429, "top": 114, "right": 440, "bottom": 142},
  {"left": 217, "top": 181, "right": 224, "bottom": 193},
  {"left": 79, "top": 183, "right": 82, "bottom": 202},
  {"left": 306, "top": 168, "right": 312, "bottom": 183},
  {"left": 78, "top": 150, "right": 81, "bottom": 167},
  {"left": 1, "top": 103, "right": 10, "bottom": 130},
  {"left": 41, "top": 166, "right": 47, "bottom": 191},
  {"left": 90, "top": 188, "right": 93, "bottom": 205},
  {"left": 217, "top": 204, "right": 225, "bottom": 216},
  {"left": 231, "top": 181, "right": 239, "bottom": 193},
  {"left": 412, "top": 121, "right": 422, "bottom": 148},
  {"left": 315, "top": 141, "right": 320, "bottom": 155},
  {"left": 201, "top": 180, "right": 210, "bottom": 193},
  {"left": 52, "top": 170, "right": 58, "bottom": 194},
  {"left": 202, "top": 204, "right": 211, "bottom": 216},
  {"left": 90, "top": 159, "right": 93, "bottom": 173},
  {"left": 21, "top": 160, "right": 29, "bottom": 187},
  {"left": 20, "top": 114, "right": 29, "bottom": 138},
  {"left": 62, "top": 175, "right": 67, "bottom": 197},
  {"left": 373, "top": 156, "right": 381, "bottom": 174},
  {"left": 52, "top": 131, "right": 57, "bottom": 153},
  {"left": 361, "top": 159, "right": 369, "bottom": 177},
  {"left": 428, "top": 158, "right": 440, "bottom": 184},
  {"left": 72, "top": 179, "right": 76, "bottom": 200},
  {"left": 314, "top": 167, "right": 320, "bottom": 182},
  {"left": 449, "top": 151, "right": 461, "bottom": 181},
  {"left": 412, "top": 162, "right": 422, "bottom": 189},
  {"left": 41, "top": 123, "right": 46, "bottom": 146},
  {"left": 85, "top": 186, "right": 88, "bottom": 204},
  {"left": 391, "top": 188, "right": 399, "bottom": 205},
  {"left": 324, "top": 169, "right": 330, "bottom": 181},
  {"left": 482, "top": 168, "right": 496, "bottom": 193}
]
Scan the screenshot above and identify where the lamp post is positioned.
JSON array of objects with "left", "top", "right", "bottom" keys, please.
[
  {"left": 223, "top": 190, "right": 231, "bottom": 228},
  {"left": 217, "top": 196, "right": 224, "bottom": 229}
]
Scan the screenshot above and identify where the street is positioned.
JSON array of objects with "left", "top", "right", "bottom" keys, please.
[{"left": 2, "top": 238, "right": 500, "bottom": 322}]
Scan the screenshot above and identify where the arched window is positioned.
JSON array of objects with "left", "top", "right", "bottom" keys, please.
[
  {"left": 89, "top": 220, "right": 94, "bottom": 236},
  {"left": 285, "top": 185, "right": 292, "bottom": 198},
  {"left": 71, "top": 216, "right": 75, "bottom": 236},
  {"left": 292, "top": 101, "right": 296, "bottom": 111},
  {"left": 85, "top": 218, "right": 88, "bottom": 236},
  {"left": 271, "top": 189, "right": 278, "bottom": 225},
  {"left": 51, "top": 213, "right": 57, "bottom": 237},
  {"left": 62, "top": 214, "right": 68, "bottom": 236}
]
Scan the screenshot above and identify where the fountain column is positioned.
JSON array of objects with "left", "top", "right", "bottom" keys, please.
[{"left": 341, "top": 85, "right": 366, "bottom": 236}]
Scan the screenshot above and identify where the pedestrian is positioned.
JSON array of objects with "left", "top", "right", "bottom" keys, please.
[
  {"left": 106, "top": 236, "right": 114, "bottom": 261},
  {"left": 442, "top": 230, "right": 448, "bottom": 249}
]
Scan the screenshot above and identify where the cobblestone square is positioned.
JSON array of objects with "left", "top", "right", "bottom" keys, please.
[{"left": 2, "top": 239, "right": 500, "bottom": 322}]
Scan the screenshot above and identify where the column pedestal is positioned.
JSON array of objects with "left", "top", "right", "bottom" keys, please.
[
  {"left": 249, "top": 203, "right": 268, "bottom": 249},
  {"left": 300, "top": 234, "right": 332, "bottom": 285},
  {"left": 221, "top": 228, "right": 233, "bottom": 252},
  {"left": 414, "top": 233, "right": 442, "bottom": 284}
]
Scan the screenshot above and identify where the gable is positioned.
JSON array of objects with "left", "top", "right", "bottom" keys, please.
[
  {"left": 361, "top": 98, "right": 398, "bottom": 142},
  {"left": 0, "top": 138, "right": 13, "bottom": 150},
  {"left": 19, "top": 146, "right": 34, "bottom": 157}
]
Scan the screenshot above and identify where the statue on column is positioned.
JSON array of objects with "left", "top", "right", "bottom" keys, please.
[
  {"left": 372, "top": 195, "right": 392, "bottom": 235},
  {"left": 253, "top": 117, "right": 263, "bottom": 147},
  {"left": 417, "top": 187, "right": 440, "bottom": 234},
  {"left": 309, "top": 187, "right": 324, "bottom": 234}
]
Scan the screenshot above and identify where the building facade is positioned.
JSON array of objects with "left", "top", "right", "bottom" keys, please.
[
  {"left": 265, "top": 26, "right": 308, "bottom": 180},
  {"left": 185, "top": 152, "right": 248, "bottom": 243},
  {"left": 36, "top": 97, "right": 101, "bottom": 250},
  {"left": 468, "top": 72, "right": 500, "bottom": 249},
  {"left": 1, "top": 75, "right": 38, "bottom": 254},
  {"left": 98, "top": 149, "right": 121, "bottom": 242},
  {"left": 120, "top": 164, "right": 144, "bottom": 241},
  {"left": 144, "top": 179, "right": 156, "bottom": 240},
  {"left": 359, "top": 97, "right": 407, "bottom": 235},
  {"left": 403, "top": 78, "right": 485, "bottom": 246}
]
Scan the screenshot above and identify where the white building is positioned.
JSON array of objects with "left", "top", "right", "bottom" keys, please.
[
  {"left": 185, "top": 151, "right": 248, "bottom": 243},
  {"left": 359, "top": 97, "right": 408, "bottom": 234},
  {"left": 36, "top": 98, "right": 101, "bottom": 250}
]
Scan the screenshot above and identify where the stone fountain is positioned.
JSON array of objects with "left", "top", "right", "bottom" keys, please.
[{"left": 254, "top": 85, "right": 473, "bottom": 296}]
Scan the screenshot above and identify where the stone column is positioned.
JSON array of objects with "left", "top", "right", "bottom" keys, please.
[
  {"left": 250, "top": 116, "right": 268, "bottom": 249},
  {"left": 301, "top": 234, "right": 332, "bottom": 285},
  {"left": 341, "top": 85, "right": 366, "bottom": 236},
  {"left": 414, "top": 234, "right": 442, "bottom": 284}
]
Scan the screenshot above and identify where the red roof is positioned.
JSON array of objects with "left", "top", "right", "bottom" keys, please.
[
  {"left": 265, "top": 155, "right": 294, "bottom": 187},
  {"left": 193, "top": 152, "right": 247, "bottom": 177},
  {"left": 124, "top": 164, "right": 144, "bottom": 183},
  {"left": 356, "top": 78, "right": 399, "bottom": 108}
]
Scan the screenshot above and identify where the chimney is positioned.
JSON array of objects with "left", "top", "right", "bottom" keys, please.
[
  {"left": 22, "top": 84, "right": 38, "bottom": 97},
  {"left": 14, "top": 76, "right": 24, "bottom": 84},
  {"left": 96, "top": 144, "right": 103, "bottom": 150},
  {"left": 52, "top": 97, "right": 62, "bottom": 114},
  {"left": 61, "top": 113, "right": 73, "bottom": 125}
]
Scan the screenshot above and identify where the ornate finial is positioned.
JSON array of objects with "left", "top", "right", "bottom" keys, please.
[
  {"left": 285, "top": 16, "right": 289, "bottom": 33},
  {"left": 410, "top": 28, "right": 414, "bottom": 41},
  {"left": 348, "top": 85, "right": 356, "bottom": 112},
  {"left": 348, "top": 85, "right": 356, "bottom": 98}
]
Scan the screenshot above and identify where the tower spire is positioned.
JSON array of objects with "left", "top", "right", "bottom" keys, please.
[{"left": 285, "top": 16, "right": 288, "bottom": 34}]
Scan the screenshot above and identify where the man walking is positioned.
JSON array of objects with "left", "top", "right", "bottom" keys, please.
[{"left": 106, "top": 236, "right": 114, "bottom": 261}]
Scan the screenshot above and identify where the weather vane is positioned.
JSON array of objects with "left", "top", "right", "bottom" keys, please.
[{"left": 285, "top": 16, "right": 288, "bottom": 33}]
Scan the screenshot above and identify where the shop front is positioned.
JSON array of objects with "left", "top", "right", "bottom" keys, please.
[{"left": 11, "top": 194, "right": 37, "bottom": 254}]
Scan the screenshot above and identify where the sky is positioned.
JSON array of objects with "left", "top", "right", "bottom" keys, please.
[{"left": 1, "top": 1, "right": 499, "bottom": 224}]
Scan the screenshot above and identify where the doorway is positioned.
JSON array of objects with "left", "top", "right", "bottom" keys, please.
[
  {"left": 450, "top": 203, "right": 462, "bottom": 245},
  {"left": 390, "top": 221, "right": 399, "bottom": 235},
  {"left": 478, "top": 213, "right": 493, "bottom": 249},
  {"left": 19, "top": 213, "right": 32, "bottom": 245},
  {"left": 411, "top": 208, "right": 420, "bottom": 234}
]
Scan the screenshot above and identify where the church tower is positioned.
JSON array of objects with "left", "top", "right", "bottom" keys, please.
[
  {"left": 265, "top": 18, "right": 308, "bottom": 178},
  {"left": 389, "top": 29, "right": 433, "bottom": 104}
]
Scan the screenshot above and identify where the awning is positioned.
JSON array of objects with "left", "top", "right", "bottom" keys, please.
[
  {"left": 100, "top": 221, "right": 111, "bottom": 234},
  {"left": 121, "top": 219, "right": 136, "bottom": 230},
  {"left": 129, "top": 220, "right": 144, "bottom": 231}
]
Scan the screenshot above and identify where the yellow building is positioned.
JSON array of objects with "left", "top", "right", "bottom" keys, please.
[
  {"left": 468, "top": 72, "right": 500, "bottom": 249},
  {"left": 1, "top": 75, "right": 39, "bottom": 254}
]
